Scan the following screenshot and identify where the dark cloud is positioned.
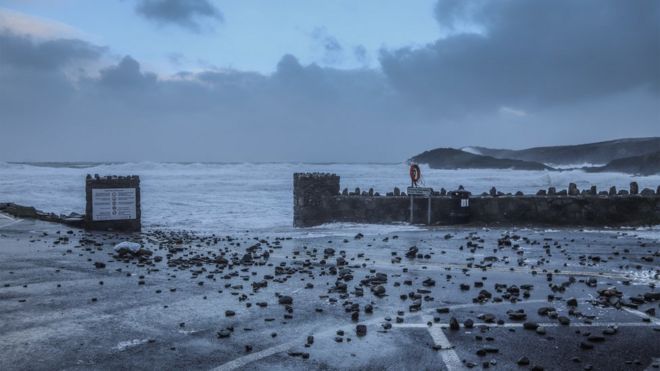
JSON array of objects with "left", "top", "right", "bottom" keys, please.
[
  {"left": 1, "top": 0, "right": 659, "bottom": 163},
  {"left": 135, "top": 0, "right": 222, "bottom": 32},
  {"left": 380, "top": 0, "right": 660, "bottom": 117},
  {"left": 0, "top": 31, "right": 414, "bottom": 161},
  {"left": 98, "top": 56, "right": 157, "bottom": 89},
  {"left": 0, "top": 31, "right": 103, "bottom": 70}
]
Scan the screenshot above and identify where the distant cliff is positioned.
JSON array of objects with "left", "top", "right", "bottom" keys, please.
[
  {"left": 409, "top": 148, "right": 552, "bottom": 171},
  {"left": 585, "top": 150, "right": 660, "bottom": 175},
  {"left": 470, "top": 137, "right": 660, "bottom": 165}
]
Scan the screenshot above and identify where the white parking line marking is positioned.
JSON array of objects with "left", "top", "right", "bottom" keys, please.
[
  {"left": 210, "top": 337, "right": 304, "bottom": 371},
  {"left": 0, "top": 213, "right": 22, "bottom": 229},
  {"left": 396, "top": 321, "right": 655, "bottom": 329},
  {"left": 622, "top": 307, "right": 660, "bottom": 326},
  {"left": 422, "top": 315, "right": 467, "bottom": 371},
  {"left": 207, "top": 296, "right": 628, "bottom": 371},
  {"left": 0, "top": 213, "right": 15, "bottom": 220},
  {"left": 644, "top": 357, "right": 660, "bottom": 371}
]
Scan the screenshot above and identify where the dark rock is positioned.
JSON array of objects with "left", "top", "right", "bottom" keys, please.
[
  {"left": 517, "top": 356, "right": 530, "bottom": 365},
  {"left": 423, "top": 278, "right": 436, "bottom": 287},
  {"left": 278, "top": 296, "right": 293, "bottom": 305},
  {"left": 356, "top": 324, "right": 367, "bottom": 337},
  {"left": 523, "top": 322, "right": 539, "bottom": 330},
  {"left": 449, "top": 317, "right": 460, "bottom": 330},
  {"left": 580, "top": 342, "right": 594, "bottom": 350}
]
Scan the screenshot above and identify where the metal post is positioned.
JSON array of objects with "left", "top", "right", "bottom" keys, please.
[
  {"left": 427, "top": 196, "right": 431, "bottom": 225},
  {"left": 410, "top": 195, "right": 414, "bottom": 223}
]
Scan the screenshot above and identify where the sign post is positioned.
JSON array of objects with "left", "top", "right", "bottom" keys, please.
[
  {"left": 85, "top": 175, "right": 141, "bottom": 232},
  {"left": 407, "top": 186, "right": 433, "bottom": 225}
]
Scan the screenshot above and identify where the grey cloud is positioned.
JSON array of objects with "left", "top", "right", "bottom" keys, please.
[
  {"left": 98, "top": 56, "right": 157, "bottom": 89},
  {"left": 1, "top": 2, "right": 659, "bottom": 164},
  {"left": 380, "top": 0, "right": 660, "bottom": 117},
  {"left": 311, "top": 27, "right": 343, "bottom": 65},
  {"left": 0, "top": 33, "right": 415, "bottom": 161},
  {"left": 0, "top": 30, "right": 103, "bottom": 70},
  {"left": 135, "top": 0, "right": 222, "bottom": 32}
]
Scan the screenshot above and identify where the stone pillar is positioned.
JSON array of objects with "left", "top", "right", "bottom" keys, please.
[
  {"left": 568, "top": 183, "right": 579, "bottom": 196},
  {"left": 85, "top": 175, "right": 141, "bottom": 232},
  {"left": 630, "top": 182, "right": 639, "bottom": 195},
  {"left": 293, "top": 173, "right": 340, "bottom": 227}
]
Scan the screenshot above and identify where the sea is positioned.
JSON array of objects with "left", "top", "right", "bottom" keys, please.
[{"left": 1, "top": 162, "right": 659, "bottom": 239}]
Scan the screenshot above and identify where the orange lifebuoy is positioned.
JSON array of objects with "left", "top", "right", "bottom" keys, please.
[{"left": 409, "top": 164, "right": 421, "bottom": 185}]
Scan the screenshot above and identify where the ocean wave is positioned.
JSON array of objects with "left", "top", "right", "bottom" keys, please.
[{"left": 1, "top": 163, "right": 659, "bottom": 235}]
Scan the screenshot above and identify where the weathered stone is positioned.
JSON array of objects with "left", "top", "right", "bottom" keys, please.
[
  {"left": 278, "top": 296, "right": 293, "bottom": 305},
  {"left": 641, "top": 188, "right": 655, "bottom": 196},
  {"left": 373, "top": 285, "right": 386, "bottom": 297},
  {"left": 630, "top": 182, "right": 639, "bottom": 195},
  {"left": 580, "top": 342, "right": 594, "bottom": 350},
  {"left": 423, "top": 278, "right": 436, "bottom": 287},
  {"left": 523, "top": 322, "right": 539, "bottom": 330},
  {"left": 558, "top": 316, "right": 570, "bottom": 325},
  {"left": 517, "top": 356, "right": 530, "bottom": 365},
  {"left": 449, "top": 317, "right": 460, "bottom": 330}
]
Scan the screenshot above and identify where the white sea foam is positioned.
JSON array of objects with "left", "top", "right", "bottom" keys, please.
[
  {"left": 0, "top": 162, "right": 658, "bottom": 235},
  {"left": 460, "top": 147, "right": 482, "bottom": 155},
  {"left": 113, "top": 338, "right": 149, "bottom": 351},
  {"left": 546, "top": 163, "right": 605, "bottom": 170}
]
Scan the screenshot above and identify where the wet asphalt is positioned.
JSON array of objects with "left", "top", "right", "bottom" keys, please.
[{"left": 0, "top": 217, "right": 658, "bottom": 370}]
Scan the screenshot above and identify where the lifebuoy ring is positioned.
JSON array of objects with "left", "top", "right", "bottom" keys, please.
[{"left": 409, "top": 164, "right": 421, "bottom": 185}]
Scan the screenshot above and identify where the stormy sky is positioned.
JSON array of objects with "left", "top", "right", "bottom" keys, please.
[{"left": 0, "top": 0, "right": 658, "bottom": 162}]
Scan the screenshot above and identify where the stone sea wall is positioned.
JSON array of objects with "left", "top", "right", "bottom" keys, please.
[
  {"left": 293, "top": 173, "right": 660, "bottom": 227},
  {"left": 1, "top": 175, "right": 141, "bottom": 232}
]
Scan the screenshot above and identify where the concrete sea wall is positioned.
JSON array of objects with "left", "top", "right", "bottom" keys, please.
[{"left": 293, "top": 173, "right": 660, "bottom": 227}]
